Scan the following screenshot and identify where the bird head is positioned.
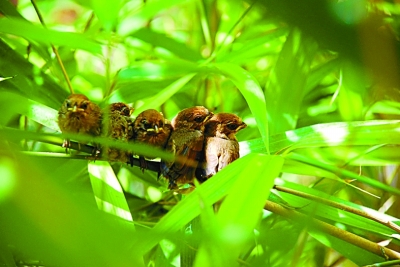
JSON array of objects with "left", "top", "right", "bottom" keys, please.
[
  {"left": 205, "top": 113, "right": 247, "bottom": 140},
  {"left": 135, "top": 109, "right": 167, "bottom": 136},
  {"left": 172, "top": 106, "right": 213, "bottom": 130}
]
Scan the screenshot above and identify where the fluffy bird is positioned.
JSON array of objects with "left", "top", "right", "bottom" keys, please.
[
  {"left": 58, "top": 93, "right": 102, "bottom": 154},
  {"left": 102, "top": 102, "right": 134, "bottom": 164},
  {"left": 133, "top": 109, "right": 172, "bottom": 171},
  {"left": 197, "top": 113, "right": 247, "bottom": 180},
  {"left": 161, "top": 106, "right": 213, "bottom": 189}
]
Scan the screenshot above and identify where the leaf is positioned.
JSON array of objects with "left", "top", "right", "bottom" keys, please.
[
  {"left": 305, "top": 57, "right": 341, "bottom": 93},
  {"left": 265, "top": 28, "right": 318, "bottom": 134},
  {"left": 195, "top": 155, "right": 284, "bottom": 266},
  {"left": 308, "top": 230, "right": 383, "bottom": 266},
  {"left": 287, "top": 153, "right": 400, "bottom": 196},
  {"left": 88, "top": 161, "right": 134, "bottom": 222},
  {"left": 213, "top": 63, "right": 269, "bottom": 151},
  {"left": 130, "top": 28, "right": 203, "bottom": 61},
  {"left": 239, "top": 120, "right": 400, "bottom": 165},
  {"left": 216, "top": 27, "right": 288, "bottom": 63},
  {"left": 273, "top": 179, "right": 400, "bottom": 238},
  {"left": 0, "top": 17, "right": 102, "bottom": 54},
  {"left": 0, "top": 92, "right": 59, "bottom": 131},
  {"left": 132, "top": 73, "right": 197, "bottom": 115},
  {"left": 0, "top": 76, "right": 14, "bottom": 82},
  {"left": 130, "top": 153, "right": 266, "bottom": 255},
  {"left": 0, "top": 39, "right": 68, "bottom": 110},
  {"left": 90, "top": 0, "right": 123, "bottom": 32},
  {"left": 118, "top": 0, "right": 192, "bottom": 35}
]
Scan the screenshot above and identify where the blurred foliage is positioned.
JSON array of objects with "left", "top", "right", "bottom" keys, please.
[{"left": 1, "top": 0, "right": 400, "bottom": 266}]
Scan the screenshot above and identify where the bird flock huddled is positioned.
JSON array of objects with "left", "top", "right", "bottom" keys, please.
[{"left": 57, "top": 93, "right": 247, "bottom": 191}]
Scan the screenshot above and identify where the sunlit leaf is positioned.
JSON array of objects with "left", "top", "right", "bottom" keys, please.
[
  {"left": 0, "top": 18, "right": 102, "bottom": 54},
  {"left": 132, "top": 73, "right": 197, "bottom": 115},
  {"left": 195, "top": 155, "right": 284, "bottom": 266},
  {"left": 265, "top": 28, "right": 318, "bottom": 134},
  {"left": 213, "top": 63, "right": 269, "bottom": 151},
  {"left": 130, "top": 28, "right": 203, "bottom": 61},
  {"left": 88, "top": 161, "right": 134, "bottom": 222},
  {"left": 0, "top": 39, "right": 68, "bottom": 110}
]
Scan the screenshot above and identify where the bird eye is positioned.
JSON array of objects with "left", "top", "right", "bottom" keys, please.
[
  {"left": 227, "top": 123, "right": 238, "bottom": 130},
  {"left": 141, "top": 119, "right": 152, "bottom": 129},
  {"left": 80, "top": 102, "right": 88, "bottom": 109},
  {"left": 121, "top": 107, "right": 130, "bottom": 116},
  {"left": 194, "top": 116, "right": 204, "bottom": 123},
  {"left": 65, "top": 100, "right": 71, "bottom": 108},
  {"left": 159, "top": 120, "right": 164, "bottom": 127}
]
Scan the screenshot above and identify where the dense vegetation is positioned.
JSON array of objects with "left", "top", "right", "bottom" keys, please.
[{"left": 1, "top": 0, "right": 400, "bottom": 266}]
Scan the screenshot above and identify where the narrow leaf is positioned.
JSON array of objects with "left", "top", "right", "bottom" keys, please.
[
  {"left": 214, "top": 63, "right": 269, "bottom": 151},
  {"left": 88, "top": 161, "right": 134, "bottom": 222}
]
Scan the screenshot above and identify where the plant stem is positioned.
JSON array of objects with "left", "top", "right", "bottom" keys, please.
[
  {"left": 264, "top": 200, "right": 400, "bottom": 260},
  {"left": 31, "top": 0, "right": 74, "bottom": 94}
]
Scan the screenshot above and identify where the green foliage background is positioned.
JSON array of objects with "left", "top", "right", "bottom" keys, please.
[{"left": 1, "top": 0, "right": 400, "bottom": 266}]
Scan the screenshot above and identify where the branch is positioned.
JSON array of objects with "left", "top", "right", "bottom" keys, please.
[
  {"left": 31, "top": 0, "right": 74, "bottom": 94},
  {"left": 274, "top": 185, "right": 400, "bottom": 234},
  {"left": 264, "top": 200, "right": 400, "bottom": 261}
]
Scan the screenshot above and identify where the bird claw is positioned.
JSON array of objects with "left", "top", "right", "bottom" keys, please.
[
  {"left": 86, "top": 146, "right": 101, "bottom": 161},
  {"left": 62, "top": 139, "right": 70, "bottom": 154},
  {"left": 139, "top": 156, "right": 147, "bottom": 173}
]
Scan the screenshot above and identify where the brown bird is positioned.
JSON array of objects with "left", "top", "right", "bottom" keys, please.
[
  {"left": 133, "top": 109, "right": 172, "bottom": 171},
  {"left": 196, "top": 113, "right": 247, "bottom": 180},
  {"left": 58, "top": 93, "right": 101, "bottom": 154},
  {"left": 102, "top": 102, "right": 134, "bottom": 164},
  {"left": 161, "top": 106, "right": 213, "bottom": 190}
]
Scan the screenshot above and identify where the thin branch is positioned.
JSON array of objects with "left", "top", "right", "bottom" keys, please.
[
  {"left": 264, "top": 200, "right": 400, "bottom": 260},
  {"left": 31, "top": 0, "right": 74, "bottom": 94},
  {"left": 18, "top": 140, "right": 161, "bottom": 173},
  {"left": 274, "top": 185, "right": 400, "bottom": 234}
]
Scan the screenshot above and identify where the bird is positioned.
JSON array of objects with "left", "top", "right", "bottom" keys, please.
[
  {"left": 132, "top": 109, "right": 172, "bottom": 171},
  {"left": 102, "top": 102, "right": 134, "bottom": 164},
  {"left": 58, "top": 93, "right": 102, "bottom": 155},
  {"left": 161, "top": 106, "right": 213, "bottom": 190},
  {"left": 196, "top": 113, "right": 247, "bottom": 180}
]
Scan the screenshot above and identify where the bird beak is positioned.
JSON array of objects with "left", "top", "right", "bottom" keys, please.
[
  {"left": 204, "top": 112, "right": 214, "bottom": 123},
  {"left": 67, "top": 105, "right": 78, "bottom": 112},
  {"left": 238, "top": 122, "right": 247, "bottom": 130},
  {"left": 147, "top": 125, "right": 163, "bottom": 134},
  {"left": 68, "top": 105, "right": 84, "bottom": 112}
]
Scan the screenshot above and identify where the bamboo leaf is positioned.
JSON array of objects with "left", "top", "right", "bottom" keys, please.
[
  {"left": 88, "top": 161, "right": 134, "bottom": 222},
  {"left": 0, "top": 18, "right": 102, "bottom": 54},
  {"left": 214, "top": 63, "right": 269, "bottom": 151}
]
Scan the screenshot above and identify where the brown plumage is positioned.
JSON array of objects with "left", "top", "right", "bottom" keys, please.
[
  {"left": 57, "top": 93, "right": 101, "bottom": 154},
  {"left": 160, "top": 106, "right": 213, "bottom": 189},
  {"left": 133, "top": 109, "right": 172, "bottom": 171},
  {"left": 102, "top": 102, "right": 134, "bottom": 164},
  {"left": 197, "top": 113, "right": 247, "bottom": 180}
]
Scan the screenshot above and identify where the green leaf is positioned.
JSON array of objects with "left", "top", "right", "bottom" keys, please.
[
  {"left": 195, "top": 154, "right": 284, "bottom": 266},
  {"left": 308, "top": 230, "right": 383, "bottom": 266},
  {"left": 88, "top": 161, "right": 134, "bottom": 222},
  {"left": 213, "top": 62, "right": 269, "bottom": 151},
  {"left": 287, "top": 153, "right": 400, "bottom": 196},
  {"left": 0, "top": 39, "right": 68, "bottom": 110},
  {"left": 90, "top": 0, "right": 123, "bottom": 32},
  {"left": 130, "top": 153, "right": 267, "bottom": 255},
  {"left": 130, "top": 28, "right": 203, "bottom": 61},
  {"left": 118, "top": 0, "right": 192, "bottom": 35},
  {"left": 265, "top": 28, "right": 318, "bottom": 134},
  {"left": 132, "top": 73, "right": 197, "bottom": 115},
  {"left": 273, "top": 179, "right": 400, "bottom": 238},
  {"left": 0, "top": 18, "right": 102, "bottom": 54},
  {"left": 0, "top": 92, "right": 59, "bottom": 130},
  {"left": 118, "top": 60, "right": 199, "bottom": 81}
]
